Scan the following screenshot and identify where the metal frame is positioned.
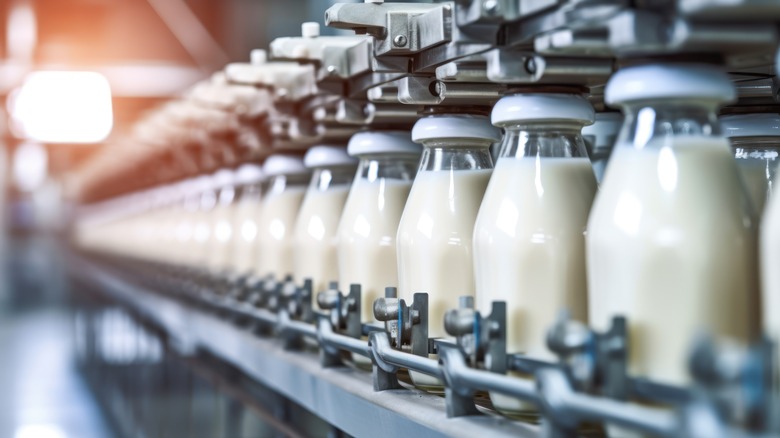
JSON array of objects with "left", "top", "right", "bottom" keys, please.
[{"left": 69, "top": 254, "right": 540, "bottom": 438}]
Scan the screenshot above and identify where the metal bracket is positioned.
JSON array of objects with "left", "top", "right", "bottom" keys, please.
[
  {"left": 443, "top": 297, "right": 507, "bottom": 373},
  {"left": 368, "top": 330, "right": 402, "bottom": 391},
  {"left": 547, "top": 313, "right": 629, "bottom": 398},
  {"left": 688, "top": 335, "right": 778, "bottom": 433},
  {"left": 316, "top": 282, "right": 363, "bottom": 367},
  {"left": 317, "top": 317, "right": 344, "bottom": 368},
  {"left": 368, "top": 288, "right": 431, "bottom": 391},
  {"left": 373, "top": 288, "right": 430, "bottom": 357},
  {"left": 438, "top": 343, "right": 482, "bottom": 418},
  {"left": 282, "top": 278, "right": 314, "bottom": 323},
  {"left": 439, "top": 298, "right": 507, "bottom": 418},
  {"left": 225, "top": 273, "right": 249, "bottom": 301},
  {"left": 318, "top": 282, "right": 362, "bottom": 339}
]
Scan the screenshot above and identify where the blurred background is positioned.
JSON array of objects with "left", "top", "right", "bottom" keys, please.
[{"left": 0, "top": 1, "right": 361, "bottom": 437}]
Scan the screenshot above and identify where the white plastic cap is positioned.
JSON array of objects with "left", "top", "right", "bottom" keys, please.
[
  {"left": 304, "top": 145, "right": 358, "bottom": 168},
  {"left": 491, "top": 94, "right": 595, "bottom": 126},
  {"left": 582, "top": 112, "right": 623, "bottom": 150},
  {"left": 347, "top": 131, "right": 422, "bottom": 157},
  {"left": 412, "top": 115, "right": 501, "bottom": 144},
  {"left": 605, "top": 64, "right": 736, "bottom": 107},
  {"left": 193, "top": 175, "right": 215, "bottom": 193},
  {"left": 302, "top": 22, "right": 320, "bottom": 38},
  {"left": 721, "top": 114, "right": 780, "bottom": 138},
  {"left": 234, "top": 163, "right": 265, "bottom": 185},
  {"left": 262, "top": 154, "right": 308, "bottom": 177},
  {"left": 250, "top": 49, "right": 267, "bottom": 65},
  {"left": 211, "top": 169, "right": 236, "bottom": 189},
  {"left": 173, "top": 178, "right": 195, "bottom": 196}
]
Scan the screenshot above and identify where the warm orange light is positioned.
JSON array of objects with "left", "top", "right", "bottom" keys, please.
[{"left": 12, "top": 71, "right": 113, "bottom": 144}]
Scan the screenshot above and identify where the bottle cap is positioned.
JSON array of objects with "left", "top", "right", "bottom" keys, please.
[
  {"left": 301, "top": 22, "right": 320, "bottom": 38},
  {"left": 721, "top": 113, "right": 780, "bottom": 138},
  {"left": 491, "top": 94, "right": 595, "bottom": 126},
  {"left": 211, "top": 169, "right": 235, "bottom": 189},
  {"left": 234, "top": 163, "right": 265, "bottom": 185},
  {"left": 304, "top": 145, "right": 358, "bottom": 168},
  {"left": 192, "top": 175, "right": 214, "bottom": 193},
  {"left": 605, "top": 64, "right": 736, "bottom": 106},
  {"left": 262, "top": 154, "right": 308, "bottom": 176},
  {"left": 347, "top": 131, "right": 422, "bottom": 157},
  {"left": 412, "top": 115, "right": 501, "bottom": 143}
]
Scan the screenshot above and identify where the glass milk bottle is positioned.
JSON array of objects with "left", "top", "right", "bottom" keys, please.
[
  {"left": 150, "top": 184, "right": 182, "bottom": 264},
  {"left": 473, "top": 94, "right": 597, "bottom": 415},
  {"left": 189, "top": 175, "right": 219, "bottom": 269},
  {"left": 756, "top": 114, "right": 780, "bottom": 386},
  {"left": 337, "top": 131, "right": 421, "bottom": 325},
  {"left": 587, "top": 64, "right": 760, "bottom": 386},
  {"left": 582, "top": 112, "right": 622, "bottom": 183},
  {"left": 230, "top": 163, "right": 264, "bottom": 278},
  {"left": 397, "top": 114, "right": 501, "bottom": 390},
  {"left": 293, "top": 146, "right": 357, "bottom": 309},
  {"left": 207, "top": 169, "right": 239, "bottom": 275},
  {"left": 256, "top": 155, "right": 309, "bottom": 280},
  {"left": 722, "top": 113, "right": 780, "bottom": 217},
  {"left": 173, "top": 177, "right": 205, "bottom": 267}
]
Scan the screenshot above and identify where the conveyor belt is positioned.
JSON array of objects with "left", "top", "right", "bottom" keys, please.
[{"left": 68, "top": 254, "right": 540, "bottom": 438}]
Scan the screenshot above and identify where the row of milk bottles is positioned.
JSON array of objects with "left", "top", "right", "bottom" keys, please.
[{"left": 75, "top": 64, "right": 780, "bottom": 415}]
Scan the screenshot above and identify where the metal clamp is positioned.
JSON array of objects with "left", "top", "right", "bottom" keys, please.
[
  {"left": 281, "top": 278, "right": 314, "bottom": 323},
  {"left": 275, "top": 278, "right": 314, "bottom": 350},
  {"left": 373, "top": 288, "right": 430, "bottom": 357},
  {"left": 547, "top": 312, "right": 629, "bottom": 399},
  {"left": 317, "top": 282, "right": 362, "bottom": 339},
  {"left": 438, "top": 342, "right": 539, "bottom": 419},
  {"left": 443, "top": 296, "right": 507, "bottom": 373},
  {"left": 688, "top": 335, "right": 778, "bottom": 434},
  {"left": 316, "top": 282, "right": 363, "bottom": 367},
  {"left": 368, "top": 289, "right": 435, "bottom": 391}
]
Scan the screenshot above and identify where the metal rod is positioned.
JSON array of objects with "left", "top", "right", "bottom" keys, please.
[
  {"left": 317, "top": 318, "right": 370, "bottom": 357},
  {"left": 536, "top": 369, "right": 679, "bottom": 437},
  {"left": 372, "top": 332, "right": 443, "bottom": 379}
]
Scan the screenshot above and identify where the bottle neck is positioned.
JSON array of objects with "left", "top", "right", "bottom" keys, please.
[
  {"left": 236, "top": 182, "right": 262, "bottom": 202},
  {"left": 418, "top": 139, "right": 494, "bottom": 172},
  {"left": 217, "top": 186, "right": 235, "bottom": 206},
  {"left": 499, "top": 123, "right": 588, "bottom": 159},
  {"left": 309, "top": 166, "right": 356, "bottom": 192},
  {"left": 731, "top": 136, "right": 780, "bottom": 157},
  {"left": 199, "top": 189, "right": 217, "bottom": 211},
  {"left": 356, "top": 154, "right": 418, "bottom": 182},
  {"left": 266, "top": 173, "right": 309, "bottom": 196},
  {"left": 618, "top": 102, "right": 722, "bottom": 150}
]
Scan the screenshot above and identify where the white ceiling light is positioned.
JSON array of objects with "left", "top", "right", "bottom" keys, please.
[{"left": 11, "top": 70, "right": 113, "bottom": 144}]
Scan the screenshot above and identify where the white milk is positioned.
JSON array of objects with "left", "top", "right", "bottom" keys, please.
[
  {"left": 293, "top": 185, "right": 351, "bottom": 301},
  {"left": 232, "top": 196, "right": 263, "bottom": 276},
  {"left": 156, "top": 207, "right": 182, "bottom": 264},
  {"left": 475, "top": 158, "right": 595, "bottom": 358},
  {"left": 474, "top": 158, "right": 596, "bottom": 414},
  {"left": 256, "top": 187, "right": 306, "bottom": 279},
  {"left": 761, "top": 162, "right": 780, "bottom": 386},
  {"left": 397, "top": 169, "right": 492, "bottom": 389},
  {"left": 398, "top": 169, "right": 492, "bottom": 337},
  {"left": 338, "top": 178, "right": 412, "bottom": 323},
  {"left": 174, "top": 198, "right": 200, "bottom": 266},
  {"left": 207, "top": 203, "right": 237, "bottom": 273},
  {"left": 587, "top": 137, "right": 759, "bottom": 385},
  {"left": 190, "top": 191, "right": 217, "bottom": 268}
]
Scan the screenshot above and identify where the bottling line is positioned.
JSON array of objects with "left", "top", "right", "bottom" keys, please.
[{"left": 64, "top": 0, "right": 780, "bottom": 437}]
